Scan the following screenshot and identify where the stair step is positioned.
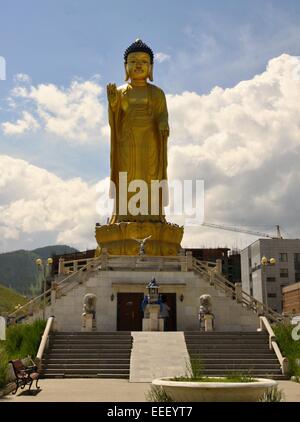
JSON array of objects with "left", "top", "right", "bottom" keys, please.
[
  {"left": 43, "top": 332, "right": 132, "bottom": 379},
  {"left": 186, "top": 344, "right": 270, "bottom": 349},
  {"left": 44, "top": 358, "right": 130, "bottom": 363},
  {"left": 52, "top": 332, "right": 131, "bottom": 336},
  {"left": 45, "top": 364, "right": 130, "bottom": 369},
  {"left": 49, "top": 344, "right": 132, "bottom": 349},
  {"left": 192, "top": 359, "right": 279, "bottom": 364},
  {"left": 42, "top": 373, "right": 129, "bottom": 379},
  {"left": 199, "top": 363, "right": 281, "bottom": 369},
  {"left": 43, "top": 368, "right": 129, "bottom": 374}
]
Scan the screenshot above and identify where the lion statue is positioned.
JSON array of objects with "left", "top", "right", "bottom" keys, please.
[
  {"left": 199, "top": 294, "right": 213, "bottom": 316},
  {"left": 82, "top": 293, "right": 97, "bottom": 319}
]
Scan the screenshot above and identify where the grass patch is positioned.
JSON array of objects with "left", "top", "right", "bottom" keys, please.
[
  {"left": 273, "top": 323, "right": 300, "bottom": 377},
  {"left": 171, "top": 376, "right": 255, "bottom": 382},
  {"left": 0, "top": 284, "right": 27, "bottom": 314},
  {"left": 145, "top": 385, "right": 173, "bottom": 402},
  {"left": 171, "top": 357, "right": 255, "bottom": 382},
  {"left": 258, "top": 386, "right": 284, "bottom": 402},
  {"left": 0, "top": 319, "right": 46, "bottom": 389}
]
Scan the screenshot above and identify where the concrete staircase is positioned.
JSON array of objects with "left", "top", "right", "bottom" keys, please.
[
  {"left": 42, "top": 332, "right": 132, "bottom": 379},
  {"left": 184, "top": 331, "right": 286, "bottom": 380}
]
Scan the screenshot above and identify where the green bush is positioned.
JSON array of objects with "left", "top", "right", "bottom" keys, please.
[
  {"left": 0, "top": 319, "right": 46, "bottom": 389},
  {"left": 258, "top": 386, "right": 284, "bottom": 402},
  {"left": 273, "top": 323, "right": 300, "bottom": 377},
  {"left": 0, "top": 345, "right": 9, "bottom": 389},
  {"left": 146, "top": 385, "right": 173, "bottom": 402},
  {"left": 5, "top": 319, "right": 46, "bottom": 359}
]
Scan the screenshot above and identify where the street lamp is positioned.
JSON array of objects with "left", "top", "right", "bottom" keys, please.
[
  {"left": 261, "top": 256, "right": 276, "bottom": 307},
  {"left": 36, "top": 257, "right": 53, "bottom": 320}
]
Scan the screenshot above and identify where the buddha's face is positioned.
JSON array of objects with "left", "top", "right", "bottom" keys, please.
[{"left": 126, "top": 52, "right": 152, "bottom": 81}]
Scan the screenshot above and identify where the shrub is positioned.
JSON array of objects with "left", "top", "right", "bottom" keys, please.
[
  {"left": 145, "top": 385, "right": 173, "bottom": 402},
  {"left": 258, "top": 386, "right": 284, "bottom": 402},
  {"left": 273, "top": 323, "right": 300, "bottom": 377},
  {"left": 0, "top": 319, "right": 46, "bottom": 389}
]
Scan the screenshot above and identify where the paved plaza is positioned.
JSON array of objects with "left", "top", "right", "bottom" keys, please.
[{"left": 1, "top": 379, "right": 300, "bottom": 402}]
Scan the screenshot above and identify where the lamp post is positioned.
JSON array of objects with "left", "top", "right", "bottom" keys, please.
[
  {"left": 147, "top": 277, "right": 160, "bottom": 304},
  {"left": 36, "top": 257, "right": 53, "bottom": 320},
  {"left": 261, "top": 256, "right": 276, "bottom": 307}
]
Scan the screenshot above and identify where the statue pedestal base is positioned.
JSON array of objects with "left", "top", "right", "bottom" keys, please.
[
  {"left": 204, "top": 314, "right": 214, "bottom": 332},
  {"left": 95, "top": 221, "right": 183, "bottom": 256},
  {"left": 142, "top": 304, "right": 164, "bottom": 331},
  {"left": 81, "top": 314, "right": 96, "bottom": 332}
]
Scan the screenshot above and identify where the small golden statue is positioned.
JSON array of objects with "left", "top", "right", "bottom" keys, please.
[{"left": 95, "top": 39, "right": 183, "bottom": 255}]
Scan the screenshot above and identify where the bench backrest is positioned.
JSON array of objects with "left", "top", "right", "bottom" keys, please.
[{"left": 9, "top": 359, "right": 26, "bottom": 377}]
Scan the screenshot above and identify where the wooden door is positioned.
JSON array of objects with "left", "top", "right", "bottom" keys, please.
[
  {"left": 117, "top": 293, "right": 144, "bottom": 331},
  {"left": 162, "top": 293, "right": 177, "bottom": 331}
]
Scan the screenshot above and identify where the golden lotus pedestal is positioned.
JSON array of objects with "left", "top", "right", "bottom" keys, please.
[{"left": 95, "top": 221, "right": 183, "bottom": 256}]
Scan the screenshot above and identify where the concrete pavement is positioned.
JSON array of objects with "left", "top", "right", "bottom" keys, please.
[{"left": 1, "top": 379, "right": 300, "bottom": 402}]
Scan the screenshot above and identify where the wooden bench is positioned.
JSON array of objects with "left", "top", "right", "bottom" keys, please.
[{"left": 9, "top": 359, "right": 40, "bottom": 394}]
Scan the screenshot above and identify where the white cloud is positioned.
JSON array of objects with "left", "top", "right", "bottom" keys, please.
[
  {"left": 0, "top": 155, "right": 106, "bottom": 249},
  {"left": 1, "top": 54, "right": 300, "bottom": 251},
  {"left": 166, "top": 54, "right": 300, "bottom": 242},
  {"left": 14, "top": 73, "right": 31, "bottom": 83},
  {"left": 155, "top": 52, "right": 171, "bottom": 63},
  {"left": 2, "top": 111, "right": 40, "bottom": 135},
  {"left": 2, "top": 78, "right": 108, "bottom": 144}
]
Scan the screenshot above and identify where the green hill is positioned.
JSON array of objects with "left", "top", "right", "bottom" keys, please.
[
  {"left": 0, "top": 245, "right": 78, "bottom": 296},
  {"left": 0, "top": 284, "right": 27, "bottom": 314}
]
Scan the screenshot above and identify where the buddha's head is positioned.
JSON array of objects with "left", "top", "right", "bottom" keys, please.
[{"left": 124, "top": 39, "right": 154, "bottom": 82}]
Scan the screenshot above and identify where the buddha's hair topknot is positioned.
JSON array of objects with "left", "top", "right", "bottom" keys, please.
[{"left": 124, "top": 39, "right": 154, "bottom": 64}]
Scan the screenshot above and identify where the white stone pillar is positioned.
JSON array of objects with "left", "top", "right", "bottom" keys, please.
[
  {"left": 216, "top": 259, "right": 222, "bottom": 274},
  {"left": 235, "top": 283, "right": 243, "bottom": 303},
  {"left": 204, "top": 314, "right": 214, "bottom": 332},
  {"left": 186, "top": 251, "right": 193, "bottom": 271},
  {"left": 142, "top": 304, "right": 163, "bottom": 331},
  {"left": 82, "top": 314, "right": 94, "bottom": 332},
  {"left": 58, "top": 258, "right": 64, "bottom": 275}
]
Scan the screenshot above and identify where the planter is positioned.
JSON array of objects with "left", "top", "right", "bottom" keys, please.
[{"left": 152, "top": 377, "right": 278, "bottom": 402}]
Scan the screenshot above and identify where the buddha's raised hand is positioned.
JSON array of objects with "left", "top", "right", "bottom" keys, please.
[{"left": 107, "top": 83, "right": 118, "bottom": 109}]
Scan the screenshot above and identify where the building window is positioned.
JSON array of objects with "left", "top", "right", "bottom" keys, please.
[
  {"left": 294, "top": 254, "right": 300, "bottom": 271},
  {"left": 295, "top": 272, "right": 300, "bottom": 282},
  {"left": 294, "top": 253, "right": 300, "bottom": 262},
  {"left": 279, "top": 253, "right": 288, "bottom": 262},
  {"left": 268, "top": 293, "right": 277, "bottom": 298},
  {"left": 267, "top": 277, "right": 276, "bottom": 282},
  {"left": 280, "top": 268, "right": 289, "bottom": 278}
]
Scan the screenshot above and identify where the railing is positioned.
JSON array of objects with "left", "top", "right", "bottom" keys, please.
[
  {"left": 35, "top": 316, "right": 55, "bottom": 370},
  {"left": 7, "top": 257, "right": 102, "bottom": 323},
  {"left": 193, "top": 258, "right": 285, "bottom": 324},
  {"left": 58, "top": 257, "right": 96, "bottom": 274},
  {"left": 7, "top": 252, "right": 287, "bottom": 326},
  {"left": 258, "top": 316, "right": 289, "bottom": 375}
]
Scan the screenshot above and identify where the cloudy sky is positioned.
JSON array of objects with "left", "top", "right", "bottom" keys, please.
[{"left": 1, "top": 0, "right": 300, "bottom": 253}]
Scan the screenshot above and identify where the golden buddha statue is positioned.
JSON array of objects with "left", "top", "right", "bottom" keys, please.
[{"left": 95, "top": 40, "right": 183, "bottom": 255}]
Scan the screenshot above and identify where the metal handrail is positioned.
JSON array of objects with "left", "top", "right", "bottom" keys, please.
[
  {"left": 7, "top": 257, "right": 102, "bottom": 320},
  {"left": 193, "top": 257, "right": 284, "bottom": 324}
]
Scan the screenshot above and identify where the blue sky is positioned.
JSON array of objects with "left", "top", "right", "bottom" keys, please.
[
  {"left": 1, "top": 0, "right": 300, "bottom": 93},
  {"left": 1, "top": 0, "right": 300, "bottom": 251}
]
